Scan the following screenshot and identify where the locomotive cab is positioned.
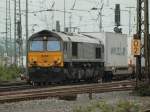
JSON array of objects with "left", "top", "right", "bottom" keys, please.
[
  {"left": 27, "top": 30, "right": 64, "bottom": 83},
  {"left": 28, "top": 36, "right": 63, "bottom": 67}
]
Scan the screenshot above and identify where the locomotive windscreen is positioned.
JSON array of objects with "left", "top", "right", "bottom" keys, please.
[
  {"left": 29, "top": 36, "right": 60, "bottom": 51},
  {"left": 30, "top": 41, "right": 43, "bottom": 51},
  {"left": 47, "top": 41, "right": 60, "bottom": 51}
]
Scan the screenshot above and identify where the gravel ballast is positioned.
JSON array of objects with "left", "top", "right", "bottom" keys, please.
[{"left": 0, "top": 91, "right": 150, "bottom": 112}]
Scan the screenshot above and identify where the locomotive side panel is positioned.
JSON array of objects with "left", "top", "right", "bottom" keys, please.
[
  {"left": 63, "top": 42, "right": 104, "bottom": 62},
  {"left": 63, "top": 41, "right": 104, "bottom": 81},
  {"left": 78, "top": 43, "right": 95, "bottom": 59}
]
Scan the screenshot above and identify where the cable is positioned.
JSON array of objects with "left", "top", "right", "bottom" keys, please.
[
  {"left": 27, "top": 9, "right": 72, "bottom": 14},
  {"left": 71, "top": 0, "right": 77, "bottom": 9}
]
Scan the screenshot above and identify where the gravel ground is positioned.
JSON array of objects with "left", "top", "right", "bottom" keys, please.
[{"left": 0, "top": 91, "right": 150, "bottom": 112}]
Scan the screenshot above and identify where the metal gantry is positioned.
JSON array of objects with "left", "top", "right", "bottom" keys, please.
[
  {"left": 136, "top": 0, "right": 150, "bottom": 82},
  {"left": 14, "top": 0, "right": 23, "bottom": 67}
]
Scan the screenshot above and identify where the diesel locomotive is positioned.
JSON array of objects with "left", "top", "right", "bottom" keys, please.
[{"left": 27, "top": 30, "right": 104, "bottom": 84}]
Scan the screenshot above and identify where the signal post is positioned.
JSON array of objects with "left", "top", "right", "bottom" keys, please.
[{"left": 132, "top": 34, "right": 141, "bottom": 85}]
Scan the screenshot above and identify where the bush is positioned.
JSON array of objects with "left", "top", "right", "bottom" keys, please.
[
  {"left": 134, "top": 83, "right": 150, "bottom": 96},
  {"left": 73, "top": 101, "right": 141, "bottom": 112},
  {"left": 0, "top": 65, "right": 22, "bottom": 81}
]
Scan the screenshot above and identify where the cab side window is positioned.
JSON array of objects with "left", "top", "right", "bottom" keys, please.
[
  {"left": 96, "top": 47, "right": 101, "bottom": 58},
  {"left": 63, "top": 42, "right": 67, "bottom": 52},
  {"left": 72, "top": 42, "right": 78, "bottom": 57}
]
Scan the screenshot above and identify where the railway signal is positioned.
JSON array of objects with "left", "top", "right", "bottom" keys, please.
[{"left": 131, "top": 38, "right": 141, "bottom": 56}]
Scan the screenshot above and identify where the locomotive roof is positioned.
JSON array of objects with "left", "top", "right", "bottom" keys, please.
[
  {"left": 29, "top": 30, "right": 101, "bottom": 44},
  {"left": 29, "top": 30, "right": 59, "bottom": 40}
]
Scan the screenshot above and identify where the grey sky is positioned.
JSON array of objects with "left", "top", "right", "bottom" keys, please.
[
  {"left": 0, "top": 0, "right": 149, "bottom": 39},
  {"left": 27, "top": 0, "right": 137, "bottom": 34}
]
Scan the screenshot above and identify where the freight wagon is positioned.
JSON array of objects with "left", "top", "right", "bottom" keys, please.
[{"left": 82, "top": 32, "right": 132, "bottom": 81}]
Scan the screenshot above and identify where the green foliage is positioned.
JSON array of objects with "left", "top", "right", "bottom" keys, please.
[
  {"left": 73, "top": 101, "right": 141, "bottom": 112},
  {"left": 134, "top": 83, "right": 150, "bottom": 96},
  {"left": 115, "top": 100, "right": 140, "bottom": 112},
  {"left": 0, "top": 65, "right": 21, "bottom": 81}
]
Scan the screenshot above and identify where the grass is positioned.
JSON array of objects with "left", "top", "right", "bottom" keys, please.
[
  {"left": 73, "top": 100, "right": 141, "bottom": 112},
  {"left": 0, "top": 65, "right": 22, "bottom": 81}
]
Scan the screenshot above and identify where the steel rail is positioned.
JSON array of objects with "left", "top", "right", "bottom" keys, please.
[
  {"left": 0, "top": 80, "right": 135, "bottom": 103},
  {"left": 0, "top": 80, "right": 135, "bottom": 96}
]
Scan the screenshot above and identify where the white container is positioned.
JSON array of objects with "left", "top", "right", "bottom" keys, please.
[{"left": 82, "top": 32, "right": 128, "bottom": 71}]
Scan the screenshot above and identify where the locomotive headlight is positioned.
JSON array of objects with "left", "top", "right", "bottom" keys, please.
[
  {"left": 43, "top": 36, "right": 47, "bottom": 40},
  {"left": 33, "top": 61, "right": 37, "bottom": 64},
  {"left": 57, "top": 58, "right": 61, "bottom": 64},
  {"left": 31, "top": 57, "right": 37, "bottom": 64},
  {"left": 53, "top": 58, "right": 61, "bottom": 66}
]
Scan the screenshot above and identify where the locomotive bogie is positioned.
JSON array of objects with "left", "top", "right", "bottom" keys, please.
[
  {"left": 28, "top": 67, "right": 65, "bottom": 83},
  {"left": 63, "top": 62, "right": 104, "bottom": 82}
]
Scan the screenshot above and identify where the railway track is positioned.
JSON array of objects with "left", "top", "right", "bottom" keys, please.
[
  {"left": 0, "top": 84, "right": 33, "bottom": 92},
  {"left": 0, "top": 81, "right": 105, "bottom": 92},
  {"left": 0, "top": 81, "right": 92, "bottom": 92},
  {"left": 0, "top": 80, "right": 32, "bottom": 92},
  {"left": 0, "top": 81, "right": 26, "bottom": 86},
  {"left": 0, "top": 80, "right": 135, "bottom": 103}
]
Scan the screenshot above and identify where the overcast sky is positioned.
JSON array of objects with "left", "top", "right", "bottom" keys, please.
[{"left": 0, "top": 0, "right": 149, "bottom": 39}]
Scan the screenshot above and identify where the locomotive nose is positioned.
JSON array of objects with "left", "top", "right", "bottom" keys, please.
[{"left": 28, "top": 52, "right": 63, "bottom": 67}]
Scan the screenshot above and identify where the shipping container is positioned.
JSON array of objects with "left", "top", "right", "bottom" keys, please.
[{"left": 82, "top": 32, "right": 128, "bottom": 72}]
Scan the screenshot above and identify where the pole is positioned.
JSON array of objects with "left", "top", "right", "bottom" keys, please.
[
  {"left": 136, "top": 0, "right": 142, "bottom": 82},
  {"left": 99, "top": 11, "right": 102, "bottom": 32},
  {"left": 136, "top": 0, "right": 149, "bottom": 82},
  {"left": 69, "top": 14, "right": 72, "bottom": 32},
  {"left": 129, "top": 9, "right": 131, "bottom": 35},
  {"left": 125, "top": 7, "right": 135, "bottom": 35},
  {"left": 9, "top": 0, "right": 12, "bottom": 64},
  {"left": 9, "top": 0, "right": 11, "bottom": 41},
  {"left": 144, "top": 0, "right": 150, "bottom": 83},
  {"left": 99, "top": 3, "right": 104, "bottom": 32},
  {"left": 18, "top": 0, "right": 23, "bottom": 67},
  {"left": 64, "top": 0, "right": 66, "bottom": 31},
  {"left": 26, "top": 0, "right": 28, "bottom": 76},
  {"left": 14, "top": 0, "right": 17, "bottom": 65},
  {"left": 6, "top": 0, "right": 8, "bottom": 57},
  {"left": 51, "top": 12, "right": 54, "bottom": 30}
]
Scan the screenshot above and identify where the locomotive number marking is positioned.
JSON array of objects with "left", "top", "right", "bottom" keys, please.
[{"left": 41, "top": 54, "right": 48, "bottom": 57}]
